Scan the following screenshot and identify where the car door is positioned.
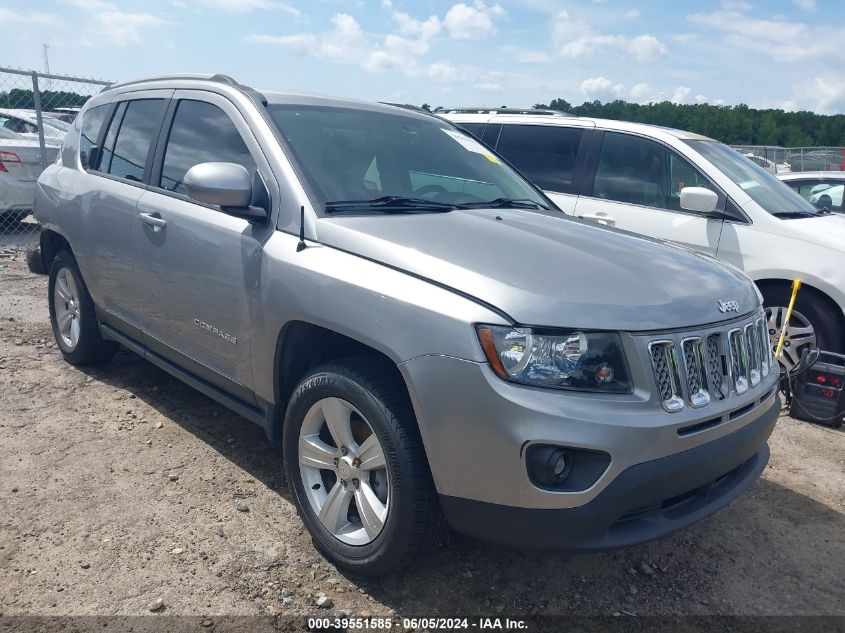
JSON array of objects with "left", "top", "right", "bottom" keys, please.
[
  {"left": 575, "top": 131, "right": 725, "bottom": 256},
  {"left": 134, "top": 91, "right": 277, "bottom": 403},
  {"left": 72, "top": 94, "right": 170, "bottom": 340},
  {"left": 492, "top": 123, "right": 590, "bottom": 214}
]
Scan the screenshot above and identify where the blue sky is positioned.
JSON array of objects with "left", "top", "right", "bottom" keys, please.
[{"left": 2, "top": 0, "right": 844, "bottom": 113}]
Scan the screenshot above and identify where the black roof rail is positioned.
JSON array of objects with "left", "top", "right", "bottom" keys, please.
[
  {"left": 100, "top": 73, "right": 267, "bottom": 104},
  {"left": 379, "top": 102, "right": 439, "bottom": 117},
  {"left": 434, "top": 107, "right": 576, "bottom": 117}
]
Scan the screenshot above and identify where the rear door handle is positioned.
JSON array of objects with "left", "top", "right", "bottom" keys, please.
[
  {"left": 139, "top": 212, "right": 167, "bottom": 230},
  {"left": 578, "top": 212, "right": 615, "bottom": 227}
]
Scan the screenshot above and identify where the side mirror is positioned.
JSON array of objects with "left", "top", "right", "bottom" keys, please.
[
  {"left": 183, "top": 162, "right": 267, "bottom": 222},
  {"left": 680, "top": 186, "right": 719, "bottom": 214}
]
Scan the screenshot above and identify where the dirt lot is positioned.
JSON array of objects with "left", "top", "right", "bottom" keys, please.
[{"left": 1, "top": 250, "right": 844, "bottom": 619}]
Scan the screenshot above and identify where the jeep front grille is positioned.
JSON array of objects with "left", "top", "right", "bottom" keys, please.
[
  {"left": 648, "top": 341, "right": 684, "bottom": 412},
  {"left": 648, "top": 310, "right": 773, "bottom": 412}
]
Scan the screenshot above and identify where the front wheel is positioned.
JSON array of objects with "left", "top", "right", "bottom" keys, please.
[
  {"left": 283, "top": 358, "right": 442, "bottom": 576},
  {"left": 761, "top": 285, "right": 843, "bottom": 372}
]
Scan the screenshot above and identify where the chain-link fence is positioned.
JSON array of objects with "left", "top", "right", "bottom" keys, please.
[
  {"left": 732, "top": 145, "right": 845, "bottom": 174},
  {"left": 0, "top": 67, "right": 111, "bottom": 246}
]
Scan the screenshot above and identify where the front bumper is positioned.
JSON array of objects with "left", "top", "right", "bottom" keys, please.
[
  {"left": 439, "top": 396, "right": 777, "bottom": 550},
  {"left": 400, "top": 353, "right": 779, "bottom": 510}
]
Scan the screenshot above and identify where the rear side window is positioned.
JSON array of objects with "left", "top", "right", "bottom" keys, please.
[
  {"left": 159, "top": 100, "right": 255, "bottom": 194},
  {"left": 79, "top": 104, "right": 111, "bottom": 170},
  {"left": 104, "top": 99, "right": 165, "bottom": 182},
  {"left": 495, "top": 124, "right": 583, "bottom": 193}
]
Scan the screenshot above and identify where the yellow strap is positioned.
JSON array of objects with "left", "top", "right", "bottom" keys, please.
[{"left": 775, "top": 279, "right": 802, "bottom": 359}]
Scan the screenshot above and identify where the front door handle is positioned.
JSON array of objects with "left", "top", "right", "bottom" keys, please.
[
  {"left": 578, "top": 212, "right": 615, "bottom": 227},
  {"left": 139, "top": 212, "right": 167, "bottom": 230}
]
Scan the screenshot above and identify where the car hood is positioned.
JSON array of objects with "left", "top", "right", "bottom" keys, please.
[
  {"left": 316, "top": 209, "right": 759, "bottom": 331},
  {"left": 769, "top": 213, "right": 845, "bottom": 250}
]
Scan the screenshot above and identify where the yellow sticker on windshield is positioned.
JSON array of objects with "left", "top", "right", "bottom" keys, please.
[{"left": 483, "top": 152, "right": 500, "bottom": 164}]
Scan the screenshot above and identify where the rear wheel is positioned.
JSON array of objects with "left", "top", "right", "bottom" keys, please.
[
  {"left": 48, "top": 250, "right": 118, "bottom": 366},
  {"left": 283, "top": 358, "right": 442, "bottom": 576},
  {"left": 761, "top": 285, "right": 843, "bottom": 372}
]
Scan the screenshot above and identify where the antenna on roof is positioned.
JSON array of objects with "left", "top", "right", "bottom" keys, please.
[{"left": 296, "top": 205, "right": 307, "bottom": 252}]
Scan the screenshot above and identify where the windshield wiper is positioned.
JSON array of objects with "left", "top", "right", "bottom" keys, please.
[
  {"left": 458, "top": 197, "right": 550, "bottom": 210},
  {"left": 325, "top": 196, "right": 458, "bottom": 214},
  {"left": 771, "top": 211, "right": 822, "bottom": 219}
]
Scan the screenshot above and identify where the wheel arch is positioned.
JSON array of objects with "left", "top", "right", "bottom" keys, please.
[
  {"left": 269, "top": 320, "right": 414, "bottom": 443},
  {"left": 754, "top": 277, "right": 844, "bottom": 320},
  {"left": 40, "top": 228, "right": 72, "bottom": 271}
]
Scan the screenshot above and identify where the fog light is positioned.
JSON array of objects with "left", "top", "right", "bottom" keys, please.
[
  {"left": 525, "top": 444, "right": 612, "bottom": 492},
  {"left": 527, "top": 446, "right": 571, "bottom": 487}
]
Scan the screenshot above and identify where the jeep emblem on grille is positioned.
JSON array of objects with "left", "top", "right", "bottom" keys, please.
[{"left": 718, "top": 300, "right": 740, "bottom": 313}]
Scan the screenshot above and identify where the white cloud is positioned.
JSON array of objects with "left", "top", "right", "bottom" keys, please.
[
  {"left": 689, "top": 9, "right": 834, "bottom": 62},
  {"left": 248, "top": 11, "right": 491, "bottom": 86},
  {"left": 792, "top": 0, "right": 815, "bottom": 10},
  {"left": 392, "top": 11, "right": 441, "bottom": 40},
  {"left": 552, "top": 10, "right": 666, "bottom": 63},
  {"left": 444, "top": 1, "right": 505, "bottom": 40},
  {"left": 64, "top": 0, "right": 168, "bottom": 44},
  {"left": 672, "top": 33, "right": 698, "bottom": 44},
  {"left": 629, "top": 82, "right": 654, "bottom": 102},
  {"left": 192, "top": 0, "right": 301, "bottom": 14},
  {"left": 580, "top": 76, "right": 625, "bottom": 100},
  {"left": 623, "top": 9, "right": 640, "bottom": 18},
  {"left": 98, "top": 11, "right": 168, "bottom": 43},
  {"left": 64, "top": 0, "right": 170, "bottom": 46},
  {"left": 0, "top": 7, "right": 61, "bottom": 26},
  {"left": 671, "top": 86, "right": 692, "bottom": 104},
  {"left": 792, "top": 74, "right": 845, "bottom": 114},
  {"left": 628, "top": 34, "right": 666, "bottom": 62}
]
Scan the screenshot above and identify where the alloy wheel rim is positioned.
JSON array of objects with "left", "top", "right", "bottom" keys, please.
[
  {"left": 298, "top": 397, "right": 390, "bottom": 546},
  {"left": 766, "top": 306, "right": 817, "bottom": 373},
  {"left": 53, "top": 267, "right": 81, "bottom": 351}
]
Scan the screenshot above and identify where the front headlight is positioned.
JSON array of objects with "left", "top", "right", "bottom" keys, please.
[{"left": 476, "top": 325, "right": 632, "bottom": 393}]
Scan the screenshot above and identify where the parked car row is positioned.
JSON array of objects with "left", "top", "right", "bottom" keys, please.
[
  {"left": 35, "top": 75, "right": 783, "bottom": 576},
  {"left": 440, "top": 108, "right": 845, "bottom": 373}
]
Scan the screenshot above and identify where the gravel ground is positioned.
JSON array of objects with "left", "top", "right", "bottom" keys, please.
[{"left": 1, "top": 250, "right": 844, "bottom": 619}]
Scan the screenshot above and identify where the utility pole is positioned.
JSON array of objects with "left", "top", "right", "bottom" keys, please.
[{"left": 42, "top": 44, "right": 51, "bottom": 90}]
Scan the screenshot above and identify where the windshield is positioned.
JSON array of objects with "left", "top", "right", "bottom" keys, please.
[
  {"left": 266, "top": 104, "right": 547, "bottom": 213},
  {"left": 686, "top": 140, "right": 820, "bottom": 217}
]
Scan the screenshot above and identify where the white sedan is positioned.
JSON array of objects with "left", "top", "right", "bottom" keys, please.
[
  {"left": 0, "top": 129, "right": 61, "bottom": 218},
  {"left": 778, "top": 171, "right": 845, "bottom": 213}
]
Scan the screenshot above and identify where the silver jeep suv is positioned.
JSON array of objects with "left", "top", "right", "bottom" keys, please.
[{"left": 36, "top": 74, "right": 780, "bottom": 576}]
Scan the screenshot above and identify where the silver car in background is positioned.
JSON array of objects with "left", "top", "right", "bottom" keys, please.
[{"left": 35, "top": 74, "right": 779, "bottom": 576}]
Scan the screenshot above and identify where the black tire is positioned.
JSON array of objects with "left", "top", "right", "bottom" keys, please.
[
  {"left": 48, "top": 250, "right": 118, "bottom": 366},
  {"left": 283, "top": 357, "right": 443, "bottom": 577},
  {"left": 760, "top": 284, "right": 844, "bottom": 355},
  {"left": 26, "top": 245, "right": 46, "bottom": 275}
]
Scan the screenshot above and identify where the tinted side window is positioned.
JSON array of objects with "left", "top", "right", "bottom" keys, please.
[
  {"left": 593, "top": 132, "right": 712, "bottom": 212},
  {"left": 106, "top": 99, "right": 165, "bottom": 182},
  {"left": 159, "top": 100, "right": 255, "bottom": 194},
  {"left": 456, "top": 122, "right": 485, "bottom": 140},
  {"left": 496, "top": 124, "right": 583, "bottom": 193},
  {"left": 79, "top": 104, "right": 112, "bottom": 170}
]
